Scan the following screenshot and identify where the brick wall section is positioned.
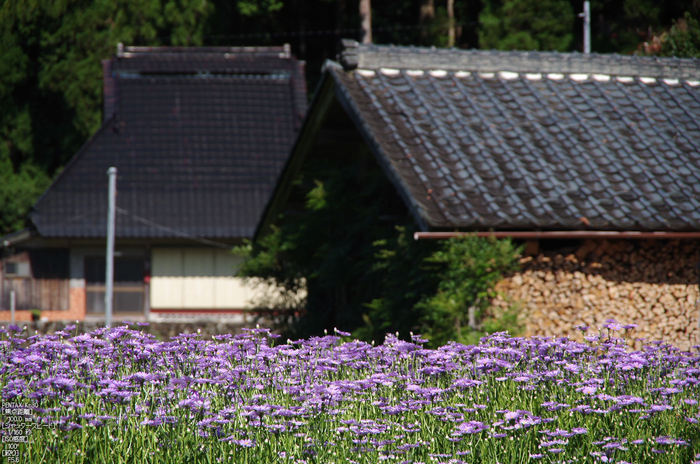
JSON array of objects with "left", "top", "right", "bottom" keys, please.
[
  {"left": 491, "top": 239, "right": 700, "bottom": 351},
  {"left": 0, "top": 287, "right": 86, "bottom": 322},
  {"left": 0, "top": 311, "right": 33, "bottom": 322}
]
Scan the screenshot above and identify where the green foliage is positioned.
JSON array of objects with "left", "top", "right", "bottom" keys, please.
[
  {"left": 589, "top": 0, "right": 699, "bottom": 54},
  {"left": 478, "top": 0, "right": 574, "bottom": 51},
  {"left": 0, "top": 0, "right": 213, "bottom": 235},
  {"left": 0, "top": 154, "right": 50, "bottom": 234},
  {"left": 357, "top": 232, "right": 523, "bottom": 348},
  {"left": 240, "top": 158, "right": 523, "bottom": 346},
  {"left": 416, "top": 235, "right": 523, "bottom": 347},
  {"left": 237, "top": 0, "right": 284, "bottom": 16},
  {"left": 237, "top": 161, "right": 409, "bottom": 339},
  {"left": 660, "top": 12, "right": 700, "bottom": 57},
  {"left": 353, "top": 226, "right": 440, "bottom": 344}
]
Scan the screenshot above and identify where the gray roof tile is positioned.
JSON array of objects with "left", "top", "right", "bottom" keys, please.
[
  {"left": 330, "top": 43, "right": 700, "bottom": 231},
  {"left": 31, "top": 47, "right": 306, "bottom": 239}
]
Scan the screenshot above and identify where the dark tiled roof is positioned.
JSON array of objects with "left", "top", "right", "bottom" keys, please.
[
  {"left": 328, "top": 43, "right": 700, "bottom": 231},
  {"left": 31, "top": 47, "right": 306, "bottom": 239}
]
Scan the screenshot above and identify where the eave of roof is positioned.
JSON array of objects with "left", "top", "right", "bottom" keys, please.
[
  {"left": 0, "top": 228, "right": 35, "bottom": 248},
  {"left": 415, "top": 231, "right": 700, "bottom": 240}
]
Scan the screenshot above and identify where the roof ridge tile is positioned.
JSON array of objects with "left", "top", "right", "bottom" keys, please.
[{"left": 338, "top": 41, "right": 700, "bottom": 80}]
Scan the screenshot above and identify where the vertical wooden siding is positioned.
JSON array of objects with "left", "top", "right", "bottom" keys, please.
[{"left": 1, "top": 278, "right": 70, "bottom": 311}]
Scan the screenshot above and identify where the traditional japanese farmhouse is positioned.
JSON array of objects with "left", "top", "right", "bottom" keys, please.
[
  {"left": 1, "top": 45, "right": 307, "bottom": 322},
  {"left": 259, "top": 41, "right": 700, "bottom": 349}
]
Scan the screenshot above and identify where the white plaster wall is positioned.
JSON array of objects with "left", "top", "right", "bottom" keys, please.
[{"left": 151, "top": 248, "right": 255, "bottom": 309}]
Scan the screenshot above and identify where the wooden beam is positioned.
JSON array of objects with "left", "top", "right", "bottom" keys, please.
[{"left": 414, "top": 231, "right": 700, "bottom": 240}]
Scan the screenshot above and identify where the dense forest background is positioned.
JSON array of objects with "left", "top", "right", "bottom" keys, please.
[{"left": 0, "top": 0, "right": 699, "bottom": 236}]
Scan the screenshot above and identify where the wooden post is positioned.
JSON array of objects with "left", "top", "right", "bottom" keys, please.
[
  {"left": 447, "top": 0, "right": 455, "bottom": 47},
  {"left": 360, "top": 0, "right": 372, "bottom": 44},
  {"left": 10, "top": 290, "right": 15, "bottom": 324}
]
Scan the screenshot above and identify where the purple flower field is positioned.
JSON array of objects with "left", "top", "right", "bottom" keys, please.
[{"left": 1, "top": 321, "right": 699, "bottom": 463}]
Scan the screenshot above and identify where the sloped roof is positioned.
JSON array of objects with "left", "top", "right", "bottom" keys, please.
[
  {"left": 31, "top": 46, "right": 306, "bottom": 239},
  {"left": 321, "top": 43, "right": 700, "bottom": 232}
]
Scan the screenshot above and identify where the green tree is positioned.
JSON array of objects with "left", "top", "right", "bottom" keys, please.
[
  {"left": 659, "top": 12, "right": 700, "bottom": 57},
  {"left": 237, "top": 160, "right": 409, "bottom": 339},
  {"left": 587, "top": 0, "right": 700, "bottom": 54},
  {"left": 479, "top": 0, "right": 574, "bottom": 51},
  {"left": 353, "top": 226, "right": 441, "bottom": 343},
  {"left": 416, "top": 235, "right": 522, "bottom": 347},
  {"left": 0, "top": 0, "right": 213, "bottom": 235},
  {"left": 238, "top": 159, "right": 523, "bottom": 347},
  {"left": 356, "top": 230, "right": 522, "bottom": 347}
]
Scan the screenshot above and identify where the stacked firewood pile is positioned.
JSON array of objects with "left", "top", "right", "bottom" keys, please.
[{"left": 491, "top": 239, "right": 700, "bottom": 351}]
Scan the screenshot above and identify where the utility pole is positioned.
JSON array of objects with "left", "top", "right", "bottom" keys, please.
[
  {"left": 10, "top": 290, "right": 15, "bottom": 325},
  {"left": 105, "top": 167, "right": 117, "bottom": 328},
  {"left": 579, "top": 1, "right": 591, "bottom": 54},
  {"left": 360, "top": 0, "right": 372, "bottom": 44}
]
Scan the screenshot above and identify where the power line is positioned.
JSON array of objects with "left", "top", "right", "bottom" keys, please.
[
  {"left": 115, "top": 207, "right": 235, "bottom": 250},
  {"left": 21, "top": 207, "right": 238, "bottom": 249}
]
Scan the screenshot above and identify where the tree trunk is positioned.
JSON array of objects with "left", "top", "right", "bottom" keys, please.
[
  {"left": 419, "top": 0, "right": 435, "bottom": 40},
  {"left": 468, "top": 297, "right": 481, "bottom": 329},
  {"left": 360, "top": 0, "right": 372, "bottom": 44},
  {"left": 447, "top": 0, "right": 455, "bottom": 47}
]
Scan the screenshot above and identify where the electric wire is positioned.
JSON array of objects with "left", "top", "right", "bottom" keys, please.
[{"left": 115, "top": 207, "right": 235, "bottom": 249}]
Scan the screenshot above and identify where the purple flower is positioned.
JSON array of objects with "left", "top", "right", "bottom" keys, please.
[
  {"left": 456, "top": 421, "right": 488, "bottom": 435},
  {"left": 452, "top": 378, "right": 483, "bottom": 388},
  {"left": 578, "top": 386, "right": 598, "bottom": 395},
  {"left": 221, "top": 438, "right": 256, "bottom": 448},
  {"left": 648, "top": 404, "right": 673, "bottom": 413},
  {"left": 602, "top": 442, "right": 627, "bottom": 450},
  {"left": 602, "top": 319, "right": 623, "bottom": 331},
  {"left": 541, "top": 401, "right": 569, "bottom": 411},
  {"left": 540, "top": 439, "right": 568, "bottom": 447},
  {"left": 655, "top": 436, "right": 689, "bottom": 446},
  {"left": 140, "top": 418, "right": 162, "bottom": 426}
]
